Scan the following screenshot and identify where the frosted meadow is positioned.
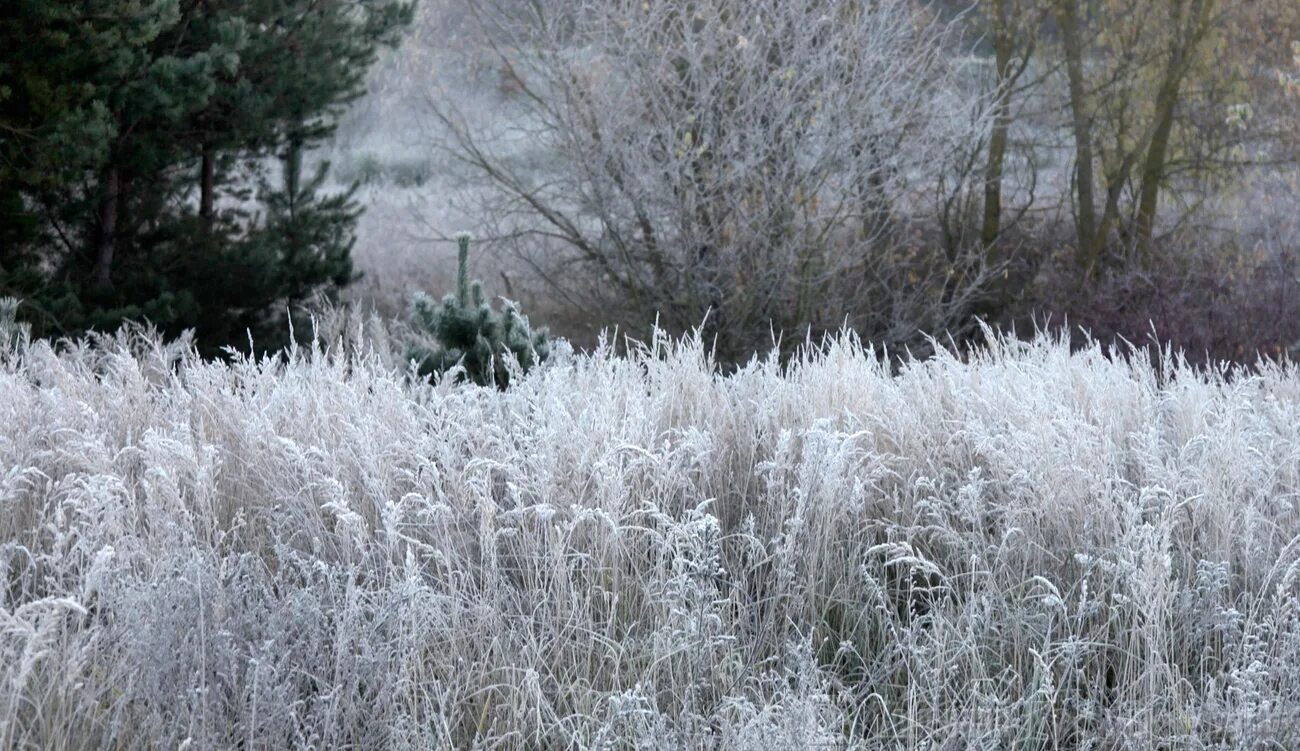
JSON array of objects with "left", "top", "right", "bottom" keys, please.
[
  {"left": 6, "top": 0, "right": 1300, "bottom": 747},
  {"left": 4, "top": 317, "right": 1300, "bottom": 749}
]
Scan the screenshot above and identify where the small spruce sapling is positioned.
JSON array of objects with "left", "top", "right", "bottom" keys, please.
[
  {"left": 407, "top": 233, "right": 550, "bottom": 387},
  {"left": 0, "top": 298, "right": 30, "bottom": 353}
]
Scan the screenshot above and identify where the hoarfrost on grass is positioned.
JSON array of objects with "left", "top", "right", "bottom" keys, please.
[{"left": 3, "top": 325, "right": 1300, "bottom": 748}]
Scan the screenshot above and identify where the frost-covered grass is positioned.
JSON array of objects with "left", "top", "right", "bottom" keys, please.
[{"left": 4, "top": 324, "right": 1300, "bottom": 749}]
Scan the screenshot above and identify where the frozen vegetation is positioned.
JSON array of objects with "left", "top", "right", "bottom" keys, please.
[{"left": 4, "top": 322, "right": 1300, "bottom": 748}]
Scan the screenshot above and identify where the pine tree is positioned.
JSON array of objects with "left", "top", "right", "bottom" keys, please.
[
  {"left": 1, "top": 1, "right": 211, "bottom": 286},
  {"left": 232, "top": 131, "right": 361, "bottom": 348},
  {"left": 407, "top": 234, "right": 552, "bottom": 389},
  {"left": 0, "top": 0, "right": 413, "bottom": 355}
]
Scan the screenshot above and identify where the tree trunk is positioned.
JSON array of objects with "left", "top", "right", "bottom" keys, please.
[
  {"left": 981, "top": 0, "right": 1016, "bottom": 250},
  {"left": 981, "top": 105, "right": 1011, "bottom": 251},
  {"left": 199, "top": 141, "right": 216, "bottom": 228},
  {"left": 1135, "top": 0, "right": 1212, "bottom": 258},
  {"left": 1055, "top": 0, "right": 1101, "bottom": 273},
  {"left": 93, "top": 165, "right": 119, "bottom": 292},
  {"left": 852, "top": 139, "right": 891, "bottom": 245},
  {"left": 1133, "top": 79, "right": 1179, "bottom": 259}
]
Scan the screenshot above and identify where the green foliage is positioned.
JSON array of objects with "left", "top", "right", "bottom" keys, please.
[
  {"left": 0, "top": 1, "right": 180, "bottom": 186},
  {"left": 230, "top": 138, "right": 361, "bottom": 350},
  {"left": 407, "top": 234, "right": 551, "bottom": 388},
  {"left": 0, "top": 0, "right": 414, "bottom": 356}
]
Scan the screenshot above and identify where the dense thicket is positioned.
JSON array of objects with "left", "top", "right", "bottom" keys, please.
[
  {"left": 432, "top": 0, "right": 994, "bottom": 362},
  {"left": 0, "top": 0, "right": 412, "bottom": 354},
  {"left": 415, "top": 0, "right": 1300, "bottom": 364}
]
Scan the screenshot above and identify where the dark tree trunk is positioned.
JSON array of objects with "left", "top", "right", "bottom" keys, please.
[
  {"left": 1135, "top": 0, "right": 1213, "bottom": 258},
  {"left": 981, "top": 1, "right": 1016, "bottom": 250},
  {"left": 200, "top": 141, "right": 216, "bottom": 227},
  {"left": 1055, "top": 0, "right": 1100, "bottom": 274},
  {"left": 93, "top": 165, "right": 119, "bottom": 292}
]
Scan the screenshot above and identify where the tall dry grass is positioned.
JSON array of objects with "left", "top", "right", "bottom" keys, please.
[{"left": 3, "top": 321, "right": 1300, "bottom": 748}]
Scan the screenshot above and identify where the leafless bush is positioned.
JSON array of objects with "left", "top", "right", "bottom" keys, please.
[
  {"left": 1027, "top": 169, "right": 1300, "bottom": 366},
  {"left": 428, "top": 0, "right": 1000, "bottom": 360}
]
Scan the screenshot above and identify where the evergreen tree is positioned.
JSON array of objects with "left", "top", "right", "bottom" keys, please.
[
  {"left": 229, "top": 131, "right": 361, "bottom": 347},
  {"left": 1, "top": 1, "right": 215, "bottom": 323},
  {"left": 0, "top": 297, "right": 29, "bottom": 354},
  {"left": 0, "top": 0, "right": 413, "bottom": 354},
  {"left": 407, "top": 234, "right": 552, "bottom": 389}
]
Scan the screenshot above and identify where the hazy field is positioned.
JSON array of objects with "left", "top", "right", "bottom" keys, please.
[{"left": 4, "top": 323, "right": 1300, "bottom": 748}]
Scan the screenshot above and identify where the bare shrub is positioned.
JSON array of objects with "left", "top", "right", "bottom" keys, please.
[
  {"left": 428, "top": 0, "right": 1000, "bottom": 361},
  {"left": 1027, "top": 169, "right": 1300, "bottom": 366}
]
